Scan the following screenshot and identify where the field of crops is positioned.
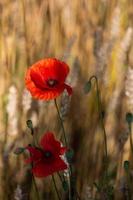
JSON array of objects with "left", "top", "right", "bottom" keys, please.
[{"left": 0, "top": 0, "right": 133, "bottom": 199}]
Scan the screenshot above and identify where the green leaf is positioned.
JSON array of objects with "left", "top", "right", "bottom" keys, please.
[
  {"left": 126, "top": 113, "right": 133, "bottom": 124},
  {"left": 14, "top": 147, "right": 25, "bottom": 155},
  {"left": 124, "top": 160, "right": 130, "bottom": 171},
  {"left": 84, "top": 81, "right": 91, "bottom": 94}
]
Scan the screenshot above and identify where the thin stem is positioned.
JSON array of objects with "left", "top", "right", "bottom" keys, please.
[
  {"left": 52, "top": 175, "right": 62, "bottom": 200},
  {"left": 21, "top": 0, "right": 30, "bottom": 66},
  {"left": 89, "top": 76, "right": 108, "bottom": 171},
  {"left": 90, "top": 76, "right": 108, "bottom": 157},
  {"left": 57, "top": 173, "right": 81, "bottom": 200},
  {"left": 54, "top": 99, "right": 68, "bottom": 146},
  {"left": 54, "top": 99, "right": 73, "bottom": 200},
  {"left": 75, "top": 191, "right": 82, "bottom": 200},
  {"left": 57, "top": 172, "right": 65, "bottom": 183},
  {"left": 30, "top": 150, "right": 40, "bottom": 200},
  {"left": 68, "top": 173, "right": 72, "bottom": 200},
  {"left": 32, "top": 175, "right": 40, "bottom": 200},
  {"left": 125, "top": 168, "right": 132, "bottom": 200},
  {"left": 128, "top": 123, "right": 133, "bottom": 155}
]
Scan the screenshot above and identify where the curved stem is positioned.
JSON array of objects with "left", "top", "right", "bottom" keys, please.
[
  {"left": 52, "top": 175, "right": 62, "bottom": 200},
  {"left": 32, "top": 175, "right": 40, "bottom": 200},
  {"left": 57, "top": 172, "right": 65, "bottom": 183},
  {"left": 89, "top": 76, "right": 108, "bottom": 167},
  {"left": 30, "top": 148, "right": 40, "bottom": 200},
  {"left": 54, "top": 99, "right": 68, "bottom": 146},
  {"left": 128, "top": 123, "right": 133, "bottom": 154},
  {"left": 57, "top": 173, "right": 81, "bottom": 200},
  {"left": 54, "top": 99, "right": 73, "bottom": 200},
  {"left": 75, "top": 191, "right": 82, "bottom": 200}
]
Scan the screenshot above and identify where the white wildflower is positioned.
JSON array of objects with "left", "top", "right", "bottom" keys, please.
[
  {"left": 22, "top": 89, "right": 32, "bottom": 114},
  {"left": 14, "top": 185, "right": 23, "bottom": 200},
  {"left": 110, "top": 7, "right": 120, "bottom": 38},
  {"left": 60, "top": 143, "right": 69, "bottom": 177},
  {"left": 82, "top": 186, "right": 93, "bottom": 200},
  {"left": 30, "top": 111, "right": 38, "bottom": 127},
  {"left": 119, "top": 27, "right": 133, "bottom": 63},
  {"left": 125, "top": 67, "right": 133, "bottom": 111},
  {"left": 60, "top": 90, "right": 71, "bottom": 121},
  {"left": 6, "top": 85, "right": 18, "bottom": 136}
]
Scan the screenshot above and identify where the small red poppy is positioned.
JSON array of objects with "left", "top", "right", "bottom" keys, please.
[
  {"left": 25, "top": 132, "right": 67, "bottom": 177},
  {"left": 25, "top": 58, "right": 72, "bottom": 100}
]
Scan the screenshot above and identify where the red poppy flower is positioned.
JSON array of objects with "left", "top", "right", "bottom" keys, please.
[
  {"left": 25, "top": 132, "right": 68, "bottom": 177},
  {"left": 25, "top": 58, "right": 72, "bottom": 100}
]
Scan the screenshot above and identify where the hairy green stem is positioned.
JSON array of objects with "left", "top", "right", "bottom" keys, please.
[
  {"left": 57, "top": 173, "right": 81, "bottom": 200},
  {"left": 32, "top": 175, "right": 40, "bottom": 200},
  {"left": 128, "top": 123, "right": 133, "bottom": 155},
  {"left": 54, "top": 99, "right": 72, "bottom": 200},
  {"left": 57, "top": 172, "right": 65, "bottom": 183},
  {"left": 54, "top": 99, "right": 68, "bottom": 146},
  {"left": 52, "top": 175, "right": 62, "bottom": 200},
  {"left": 89, "top": 76, "right": 108, "bottom": 158},
  {"left": 54, "top": 99, "right": 81, "bottom": 200},
  {"left": 89, "top": 76, "right": 108, "bottom": 179},
  {"left": 30, "top": 134, "right": 40, "bottom": 200}
]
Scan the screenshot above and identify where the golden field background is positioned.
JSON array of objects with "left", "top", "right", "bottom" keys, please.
[{"left": 0, "top": 0, "right": 133, "bottom": 199}]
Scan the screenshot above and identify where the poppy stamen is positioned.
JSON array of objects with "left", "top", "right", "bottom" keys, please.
[
  {"left": 44, "top": 151, "right": 53, "bottom": 158},
  {"left": 46, "top": 79, "right": 58, "bottom": 87}
]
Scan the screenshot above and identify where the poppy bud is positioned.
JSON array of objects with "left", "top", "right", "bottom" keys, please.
[
  {"left": 84, "top": 81, "right": 91, "bottom": 94},
  {"left": 14, "top": 147, "right": 25, "bottom": 155}
]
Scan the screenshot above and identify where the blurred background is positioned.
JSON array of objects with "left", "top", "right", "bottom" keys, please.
[{"left": 0, "top": 0, "right": 133, "bottom": 199}]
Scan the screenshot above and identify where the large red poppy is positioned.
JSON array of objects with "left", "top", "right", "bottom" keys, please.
[
  {"left": 25, "top": 132, "right": 68, "bottom": 177},
  {"left": 25, "top": 58, "right": 72, "bottom": 100}
]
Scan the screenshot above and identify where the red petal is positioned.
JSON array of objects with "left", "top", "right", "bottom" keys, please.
[
  {"left": 64, "top": 84, "right": 72, "bottom": 95},
  {"left": 25, "top": 71, "right": 66, "bottom": 100},
  {"left": 26, "top": 146, "right": 43, "bottom": 162},
  {"left": 40, "top": 58, "right": 69, "bottom": 83},
  {"left": 32, "top": 157, "right": 68, "bottom": 177},
  {"left": 40, "top": 132, "right": 55, "bottom": 147},
  {"left": 40, "top": 132, "right": 61, "bottom": 155},
  {"left": 30, "top": 69, "right": 46, "bottom": 90},
  {"left": 25, "top": 157, "right": 34, "bottom": 164},
  {"left": 60, "top": 147, "right": 67, "bottom": 155}
]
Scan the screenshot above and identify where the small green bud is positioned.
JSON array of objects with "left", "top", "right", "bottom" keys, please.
[
  {"left": 126, "top": 113, "right": 133, "bottom": 124},
  {"left": 124, "top": 160, "right": 130, "bottom": 171},
  {"left": 14, "top": 147, "right": 25, "bottom": 155},
  {"left": 62, "top": 181, "right": 68, "bottom": 191},
  {"left": 84, "top": 81, "right": 91, "bottom": 94},
  {"left": 26, "top": 120, "right": 33, "bottom": 129},
  {"left": 66, "top": 149, "right": 74, "bottom": 163}
]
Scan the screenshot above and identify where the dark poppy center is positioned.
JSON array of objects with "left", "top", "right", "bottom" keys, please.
[
  {"left": 44, "top": 151, "right": 53, "bottom": 158},
  {"left": 46, "top": 79, "right": 58, "bottom": 87}
]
